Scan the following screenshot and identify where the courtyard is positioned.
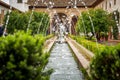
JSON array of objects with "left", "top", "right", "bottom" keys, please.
[{"left": 0, "top": 0, "right": 120, "bottom": 80}]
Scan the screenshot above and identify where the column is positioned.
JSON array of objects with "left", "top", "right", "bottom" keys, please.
[
  {"left": 68, "top": 19, "right": 72, "bottom": 34},
  {"left": 50, "top": 18, "right": 53, "bottom": 34}
]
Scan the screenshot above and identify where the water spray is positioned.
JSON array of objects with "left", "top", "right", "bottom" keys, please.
[
  {"left": 3, "top": 6, "right": 12, "bottom": 36},
  {"left": 79, "top": 0, "right": 99, "bottom": 52},
  {"left": 27, "top": 0, "right": 39, "bottom": 32}
]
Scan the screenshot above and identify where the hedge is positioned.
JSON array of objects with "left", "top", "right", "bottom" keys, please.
[
  {"left": 69, "top": 35, "right": 105, "bottom": 54},
  {"left": 70, "top": 35, "right": 120, "bottom": 80},
  {"left": 90, "top": 46, "right": 120, "bottom": 80},
  {"left": 0, "top": 31, "right": 53, "bottom": 80}
]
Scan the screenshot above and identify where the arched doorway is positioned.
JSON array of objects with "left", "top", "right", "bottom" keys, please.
[
  {"left": 71, "top": 15, "right": 78, "bottom": 35},
  {"left": 52, "top": 13, "right": 69, "bottom": 34}
]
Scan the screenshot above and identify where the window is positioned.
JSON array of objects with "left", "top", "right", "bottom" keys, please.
[
  {"left": 114, "top": 0, "right": 116, "bottom": 5},
  {"left": 17, "top": 0, "right": 23, "bottom": 3}
]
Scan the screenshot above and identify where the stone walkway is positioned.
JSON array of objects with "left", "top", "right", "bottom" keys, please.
[{"left": 45, "top": 42, "right": 84, "bottom": 80}]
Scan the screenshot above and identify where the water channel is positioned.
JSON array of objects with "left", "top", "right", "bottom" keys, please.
[{"left": 45, "top": 38, "right": 84, "bottom": 80}]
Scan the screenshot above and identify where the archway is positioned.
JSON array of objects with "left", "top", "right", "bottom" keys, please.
[
  {"left": 71, "top": 15, "right": 78, "bottom": 35},
  {"left": 52, "top": 13, "right": 69, "bottom": 34}
]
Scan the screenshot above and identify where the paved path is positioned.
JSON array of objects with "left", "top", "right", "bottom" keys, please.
[{"left": 45, "top": 42, "right": 84, "bottom": 80}]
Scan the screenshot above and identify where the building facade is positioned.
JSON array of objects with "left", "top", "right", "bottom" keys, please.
[
  {"left": 96, "top": 0, "right": 120, "bottom": 39},
  {"left": 0, "top": 1, "right": 9, "bottom": 25},
  {"left": 9, "top": 0, "right": 29, "bottom": 12},
  {"left": 96, "top": 0, "right": 120, "bottom": 12},
  {"left": 0, "top": 0, "right": 22, "bottom": 25}
]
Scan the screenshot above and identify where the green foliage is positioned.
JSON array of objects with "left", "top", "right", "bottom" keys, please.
[
  {"left": 0, "top": 31, "right": 53, "bottom": 80},
  {"left": 70, "top": 35, "right": 120, "bottom": 80},
  {"left": 90, "top": 46, "right": 120, "bottom": 80},
  {"left": 76, "top": 8, "right": 114, "bottom": 40},
  {"left": 4, "top": 11, "right": 50, "bottom": 35},
  {"left": 112, "top": 10, "right": 119, "bottom": 40},
  {"left": 45, "top": 34, "right": 54, "bottom": 40},
  {"left": 69, "top": 35, "right": 105, "bottom": 54}
]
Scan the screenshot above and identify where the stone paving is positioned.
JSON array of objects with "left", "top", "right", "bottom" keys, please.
[{"left": 45, "top": 42, "right": 84, "bottom": 80}]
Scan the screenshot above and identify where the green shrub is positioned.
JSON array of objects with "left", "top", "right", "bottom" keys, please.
[
  {"left": 112, "top": 10, "right": 119, "bottom": 40},
  {"left": 90, "top": 46, "right": 120, "bottom": 80},
  {"left": 69, "top": 35, "right": 105, "bottom": 54},
  {"left": 75, "top": 8, "right": 114, "bottom": 40},
  {"left": 45, "top": 34, "right": 54, "bottom": 40},
  {"left": 0, "top": 31, "right": 52, "bottom": 80},
  {"left": 70, "top": 35, "right": 120, "bottom": 80},
  {"left": 4, "top": 11, "right": 50, "bottom": 35}
]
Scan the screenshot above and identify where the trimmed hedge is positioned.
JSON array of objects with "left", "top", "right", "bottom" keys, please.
[
  {"left": 70, "top": 35, "right": 120, "bottom": 80},
  {"left": 0, "top": 31, "right": 53, "bottom": 80},
  {"left": 45, "top": 34, "right": 54, "bottom": 40},
  {"left": 69, "top": 35, "right": 105, "bottom": 54},
  {"left": 90, "top": 46, "right": 120, "bottom": 80}
]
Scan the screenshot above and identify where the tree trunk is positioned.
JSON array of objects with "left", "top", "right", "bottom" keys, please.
[{"left": 96, "top": 32, "right": 100, "bottom": 41}]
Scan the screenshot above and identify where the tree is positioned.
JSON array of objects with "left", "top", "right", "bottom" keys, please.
[
  {"left": 4, "top": 11, "right": 50, "bottom": 35},
  {"left": 76, "top": 8, "right": 114, "bottom": 40},
  {"left": 112, "top": 10, "right": 119, "bottom": 40}
]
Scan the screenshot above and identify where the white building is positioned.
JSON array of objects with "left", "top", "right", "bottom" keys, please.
[
  {"left": 0, "top": 1, "right": 9, "bottom": 15},
  {"left": 0, "top": 1, "right": 10, "bottom": 24},
  {"left": 96, "top": 0, "right": 120, "bottom": 13},
  {"left": 0, "top": 0, "right": 22, "bottom": 25},
  {"left": 9, "top": 0, "right": 29, "bottom": 12},
  {"left": 96, "top": 0, "right": 120, "bottom": 36}
]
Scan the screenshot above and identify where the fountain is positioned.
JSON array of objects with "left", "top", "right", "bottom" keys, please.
[
  {"left": 78, "top": 0, "right": 99, "bottom": 50},
  {"left": 27, "top": 0, "right": 39, "bottom": 32},
  {"left": 113, "top": 10, "right": 120, "bottom": 39},
  {"left": 58, "top": 23, "right": 66, "bottom": 43},
  {"left": 45, "top": 41, "right": 84, "bottom": 80},
  {"left": 37, "top": 1, "right": 55, "bottom": 34},
  {"left": 2, "top": 0, "right": 120, "bottom": 79},
  {"left": 45, "top": 0, "right": 85, "bottom": 80},
  {"left": 3, "top": 6, "right": 12, "bottom": 36}
]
